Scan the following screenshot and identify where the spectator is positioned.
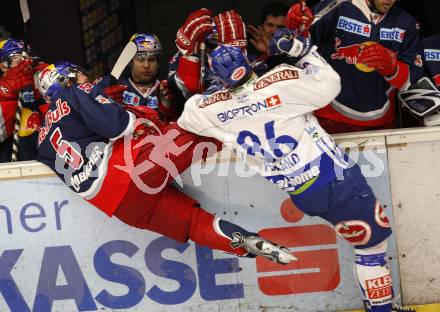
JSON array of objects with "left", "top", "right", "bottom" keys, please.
[
  {"left": 95, "top": 33, "right": 178, "bottom": 122},
  {"left": 247, "top": 2, "right": 289, "bottom": 59},
  {"left": 287, "top": 0, "right": 424, "bottom": 133}
]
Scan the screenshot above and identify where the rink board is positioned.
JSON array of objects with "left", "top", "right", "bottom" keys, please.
[{"left": 0, "top": 127, "right": 439, "bottom": 311}]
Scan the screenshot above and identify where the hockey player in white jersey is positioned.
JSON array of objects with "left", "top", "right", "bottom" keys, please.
[{"left": 178, "top": 29, "right": 415, "bottom": 312}]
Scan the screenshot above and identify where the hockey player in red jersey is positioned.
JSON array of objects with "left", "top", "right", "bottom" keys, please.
[
  {"left": 286, "top": 0, "right": 424, "bottom": 133},
  {"left": 36, "top": 61, "right": 297, "bottom": 265},
  {"left": 168, "top": 8, "right": 250, "bottom": 100},
  {"left": 0, "top": 38, "right": 48, "bottom": 162}
]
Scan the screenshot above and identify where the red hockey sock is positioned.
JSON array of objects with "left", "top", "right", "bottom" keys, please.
[{"left": 188, "top": 208, "right": 251, "bottom": 256}]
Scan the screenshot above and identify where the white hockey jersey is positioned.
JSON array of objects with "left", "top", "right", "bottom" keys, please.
[{"left": 178, "top": 50, "right": 347, "bottom": 197}]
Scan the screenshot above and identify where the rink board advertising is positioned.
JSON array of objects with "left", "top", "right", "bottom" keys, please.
[{"left": 0, "top": 146, "right": 400, "bottom": 312}]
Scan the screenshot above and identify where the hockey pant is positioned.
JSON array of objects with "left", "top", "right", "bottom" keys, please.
[
  {"left": 291, "top": 164, "right": 394, "bottom": 311},
  {"left": 113, "top": 123, "right": 253, "bottom": 256}
]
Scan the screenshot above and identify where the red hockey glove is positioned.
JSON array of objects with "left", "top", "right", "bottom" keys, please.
[
  {"left": 32, "top": 61, "right": 50, "bottom": 75},
  {"left": 214, "top": 10, "right": 247, "bottom": 48},
  {"left": 159, "top": 80, "right": 179, "bottom": 121},
  {"left": 176, "top": 55, "right": 201, "bottom": 95},
  {"left": 286, "top": 3, "right": 314, "bottom": 35},
  {"left": 124, "top": 105, "right": 160, "bottom": 124},
  {"left": 357, "top": 43, "right": 398, "bottom": 77},
  {"left": 159, "top": 80, "right": 175, "bottom": 109},
  {"left": 159, "top": 80, "right": 175, "bottom": 106},
  {"left": 0, "top": 59, "right": 34, "bottom": 100},
  {"left": 434, "top": 75, "right": 440, "bottom": 88},
  {"left": 176, "top": 8, "right": 213, "bottom": 56},
  {"left": 103, "top": 84, "right": 127, "bottom": 104},
  {"left": 124, "top": 105, "right": 164, "bottom": 137}
]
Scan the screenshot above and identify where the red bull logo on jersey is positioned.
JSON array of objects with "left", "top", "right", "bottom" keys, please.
[
  {"left": 337, "top": 16, "right": 371, "bottom": 38},
  {"left": 217, "top": 95, "right": 282, "bottom": 122},
  {"left": 379, "top": 27, "right": 405, "bottom": 43},
  {"left": 331, "top": 38, "right": 376, "bottom": 73},
  {"left": 424, "top": 49, "right": 440, "bottom": 61},
  {"left": 38, "top": 99, "right": 71, "bottom": 144},
  {"left": 19, "top": 108, "right": 43, "bottom": 137},
  {"left": 331, "top": 38, "right": 362, "bottom": 64}
]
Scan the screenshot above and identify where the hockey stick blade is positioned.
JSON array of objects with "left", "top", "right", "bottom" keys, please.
[
  {"left": 312, "top": 0, "right": 350, "bottom": 25},
  {"left": 111, "top": 41, "right": 137, "bottom": 80},
  {"left": 19, "top": 0, "right": 30, "bottom": 23}
]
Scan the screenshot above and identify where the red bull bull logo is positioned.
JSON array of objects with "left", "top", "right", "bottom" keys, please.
[
  {"left": 19, "top": 108, "right": 43, "bottom": 137},
  {"left": 331, "top": 38, "right": 362, "bottom": 64},
  {"left": 331, "top": 38, "right": 376, "bottom": 72}
]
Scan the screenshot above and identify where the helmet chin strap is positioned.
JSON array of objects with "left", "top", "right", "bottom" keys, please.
[{"left": 130, "top": 75, "right": 155, "bottom": 87}]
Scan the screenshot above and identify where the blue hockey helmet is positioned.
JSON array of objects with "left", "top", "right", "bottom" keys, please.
[
  {"left": 0, "top": 38, "right": 29, "bottom": 67},
  {"left": 130, "top": 33, "right": 162, "bottom": 58},
  {"left": 38, "top": 62, "right": 86, "bottom": 100},
  {"left": 208, "top": 44, "right": 251, "bottom": 87}
]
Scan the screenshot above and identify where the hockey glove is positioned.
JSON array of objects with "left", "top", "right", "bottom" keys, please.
[
  {"left": 124, "top": 105, "right": 164, "bottom": 137},
  {"left": 32, "top": 60, "right": 50, "bottom": 75},
  {"left": 214, "top": 10, "right": 247, "bottom": 48},
  {"left": 124, "top": 105, "right": 160, "bottom": 124},
  {"left": 357, "top": 43, "right": 397, "bottom": 77},
  {"left": 0, "top": 59, "right": 34, "bottom": 100},
  {"left": 269, "top": 28, "right": 312, "bottom": 63},
  {"left": 159, "top": 80, "right": 175, "bottom": 107},
  {"left": 434, "top": 74, "right": 440, "bottom": 88},
  {"left": 103, "top": 84, "right": 127, "bottom": 105},
  {"left": 286, "top": 3, "right": 314, "bottom": 36},
  {"left": 176, "top": 8, "right": 213, "bottom": 56},
  {"left": 175, "top": 55, "right": 201, "bottom": 95}
]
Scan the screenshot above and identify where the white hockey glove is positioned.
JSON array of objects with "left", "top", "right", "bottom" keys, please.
[{"left": 269, "top": 28, "right": 312, "bottom": 64}]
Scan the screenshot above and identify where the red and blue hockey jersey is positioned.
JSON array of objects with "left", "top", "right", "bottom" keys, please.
[
  {"left": 311, "top": 0, "right": 423, "bottom": 126},
  {"left": 420, "top": 35, "right": 440, "bottom": 87},
  {"left": 37, "top": 82, "right": 136, "bottom": 216}
]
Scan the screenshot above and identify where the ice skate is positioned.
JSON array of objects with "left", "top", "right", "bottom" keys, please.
[
  {"left": 364, "top": 302, "right": 416, "bottom": 312},
  {"left": 391, "top": 303, "right": 416, "bottom": 312},
  {"left": 230, "top": 232, "right": 297, "bottom": 264}
]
